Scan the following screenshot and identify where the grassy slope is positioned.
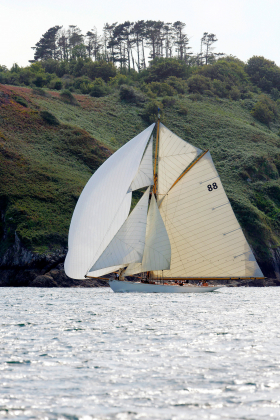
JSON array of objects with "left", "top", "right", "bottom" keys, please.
[{"left": 1, "top": 83, "right": 280, "bottom": 266}]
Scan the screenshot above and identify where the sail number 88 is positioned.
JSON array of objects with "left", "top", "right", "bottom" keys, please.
[{"left": 207, "top": 183, "right": 218, "bottom": 192}]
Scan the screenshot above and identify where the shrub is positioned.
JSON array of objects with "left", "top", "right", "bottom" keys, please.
[
  {"left": 198, "top": 60, "right": 249, "bottom": 87},
  {"left": 109, "top": 74, "right": 132, "bottom": 86},
  {"left": 49, "top": 78, "right": 62, "bottom": 90},
  {"left": 145, "top": 57, "right": 190, "bottom": 82},
  {"left": 141, "top": 100, "right": 163, "bottom": 123},
  {"left": 59, "top": 89, "right": 78, "bottom": 105},
  {"left": 240, "top": 87, "right": 253, "bottom": 99},
  {"left": 146, "top": 81, "right": 176, "bottom": 97},
  {"left": 251, "top": 102, "right": 274, "bottom": 124},
  {"left": 229, "top": 86, "right": 241, "bottom": 100},
  {"left": 83, "top": 60, "right": 117, "bottom": 82},
  {"left": 188, "top": 75, "right": 212, "bottom": 94},
  {"left": 240, "top": 99, "right": 257, "bottom": 111},
  {"left": 177, "top": 104, "right": 188, "bottom": 115},
  {"left": 13, "top": 96, "right": 28, "bottom": 107},
  {"left": 271, "top": 88, "right": 280, "bottom": 101},
  {"left": 89, "top": 78, "right": 110, "bottom": 97},
  {"left": 40, "top": 111, "right": 60, "bottom": 126},
  {"left": 34, "top": 75, "right": 47, "bottom": 87},
  {"left": 162, "top": 96, "right": 176, "bottom": 107},
  {"left": 119, "top": 85, "right": 146, "bottom": 104},
  {"left": 53, "top": 80, "right": 63, "bottom": 90},
  {"left": 204, "top": 90, "right": 214, "bottom": 97},
  {"left": 73, "top": 76, "right": 91, "bottom": 90},
  {"left": 32, "top": 87, "right": 49, "bottom": 97},
  {"left": 188, "top": 93, "right": 203, "bottom": 101},
  {"left": 212, "top": 79, "right": 228, "bottom": 98},
  {"left": 165, "top": 76, "right": 188, "bottom": 94}
]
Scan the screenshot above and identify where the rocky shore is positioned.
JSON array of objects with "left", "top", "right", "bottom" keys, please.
[
  {"left": 0, "top": 241, "right": 108, "bottom": 288},
  {"left": 0, "top": 238, "right": 280, "bottom": 288}
]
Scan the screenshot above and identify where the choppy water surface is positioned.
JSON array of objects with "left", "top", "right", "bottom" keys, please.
[{"left": 0, "top": 287, "right": 280, "bottom": 420}]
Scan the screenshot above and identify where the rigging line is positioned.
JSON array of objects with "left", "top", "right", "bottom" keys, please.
[
  {"left": 160, "top": 151, "right": 198, "bottom": 158},
  {"left": 223, "top": 227, "right": 241, "bottom": 236},
  {"left": 200, "top": 176, "right": 219, "bottom": 184},
  {"left": 212, "top": 202, "right": 230, "bottom": 211}
]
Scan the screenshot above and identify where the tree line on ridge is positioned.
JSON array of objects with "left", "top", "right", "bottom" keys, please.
[{"left": 30, "top": 21, "right": 223, "bottom": 70}]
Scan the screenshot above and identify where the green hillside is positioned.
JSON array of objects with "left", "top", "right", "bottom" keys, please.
[{"left": 1, "top": 56, "right": 280, "bottom": 275}]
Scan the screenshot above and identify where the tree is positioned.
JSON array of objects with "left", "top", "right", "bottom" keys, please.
[
  {"left": 68, "top": 26, "right": 84, "bottom": 59},
  {"left": 145, "top": 20, "right": 164, "bottom": 60},
  {"left": 32, "top": 26, "right": 61, "bottom": 61},
  {"left": 103, "top": 22, "right": 118, "bottom": 63},
  {"left": 173, "top": 21, "right": 191, "bottom": 61},
  {"left": 163, "top": 23, "right": 174, "bottom": 58},
  {"left": 85, "top": 28, "right": 102, "bottom": 60},
  {"left": 200, "top": 32, "right": 222, "bottom": 65},
  {"left": 246, "top": 56, "right": 280, "bottom": 92},
  {"left": 133, "top": 21, "right": 146, "bottom": 70}
]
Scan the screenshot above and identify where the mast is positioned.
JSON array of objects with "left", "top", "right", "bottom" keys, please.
[{"left": 153, "top": 111, "right": 160, "bottom": 195}]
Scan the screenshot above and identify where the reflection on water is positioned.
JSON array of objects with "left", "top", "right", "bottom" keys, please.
[{"left": 0, "top": 287, "right": 280, "bottom": 419}]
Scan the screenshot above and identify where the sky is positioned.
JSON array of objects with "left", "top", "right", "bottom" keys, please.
[{"left": 1, "top": 0, "right": 280, "bottom": 69}]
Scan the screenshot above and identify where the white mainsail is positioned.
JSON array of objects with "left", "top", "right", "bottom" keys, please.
[
  {"left": 154, "top": 151, "right": 263, "bottom": 278},
  {"left": 89, "top": 188, "right": 150, "bottom": 275},
  {"left": 157, "top": 123, "right": 201, "bottom": 203},
  {"left": 129, "top": 139, "right": 153, "bottom": 191},
  {"left": 64, "top": 124, "right": 154, "bottom": 279},
  {"left": 124, "top": 194, "right": 171, "bottom": 276}
]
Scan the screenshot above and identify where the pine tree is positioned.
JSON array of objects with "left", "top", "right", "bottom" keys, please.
[{"left": 32, "top": 26, "right": 61, "bottom": 61}]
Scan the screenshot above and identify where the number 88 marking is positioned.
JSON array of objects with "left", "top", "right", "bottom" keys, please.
[{"left": 207, "top": 183, "right": 218, "bottom": 191}]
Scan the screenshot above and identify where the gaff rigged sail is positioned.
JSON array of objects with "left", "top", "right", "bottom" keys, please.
[
  {"left": 153, "top": 151, "right": 263, "bottom": 279},
  {"left": 157, "top": 123, "right": 201, "bottom": 203}
]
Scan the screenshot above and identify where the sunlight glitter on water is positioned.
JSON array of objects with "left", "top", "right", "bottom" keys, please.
[{"left": 0, "top": 287, "right": 280, "bottom": 419}]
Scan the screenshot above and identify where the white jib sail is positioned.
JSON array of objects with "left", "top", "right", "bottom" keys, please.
[
  {"left": 129, "top": 138, "right": 153, "bottom": 191},
  {"left": 157, "top": 123, "right": 201, "bottom": 202},
  {"left": 64, "top": 124, "right": 155, "bottom": 279},
  {"left": 89, "top": 188, "right": 150, "bottom": 274},
  {"left": 124, "top": 194, "right": 171, "bottom": 276},
  {"left": 154, "top": 151, "right": 263, "bottom": 279}
]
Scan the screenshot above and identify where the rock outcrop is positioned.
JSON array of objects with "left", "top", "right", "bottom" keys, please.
[{"left": 0, "top": 237, "right": 109, "bottom": 288}]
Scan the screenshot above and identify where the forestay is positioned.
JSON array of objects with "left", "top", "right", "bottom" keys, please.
[
  {"left": 129, "top": 139, "right": 153, "bottom": 191},
  {"left": 124, "top": 194, "right": 171, "bottom": 276},
  {"left": 154, "top": 151, "right": 263, "bottom": 278},
  {"left": 64, "top": 124, "right": 154, "bottom": 279},
  {"left": 157, "top": 123, "right": 201, "bottom": 203},
  {"left": 89, "top": 188, "right": 150, "bottom": 275}
]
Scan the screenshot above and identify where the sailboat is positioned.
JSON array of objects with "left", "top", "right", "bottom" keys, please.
[{"left": 64, "top": 117, "right": 264, "bottom": 293}]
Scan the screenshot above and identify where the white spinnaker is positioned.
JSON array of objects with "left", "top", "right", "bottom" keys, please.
[
  {"left": 64, "top": 124, "right": 155, "bottom": 279},
  {"left": 89, "top": 188, "right": 150, "bottom": 273},
  {"left": 124, "top": 194, "right": 171, "bottom": 276},
  {"left": 154, "top": 151, "right": 263, "bottom": 278},
  {"left": 129, "top": 139, "right": 153, "bottom": 191},
  {"left": 157, "top": 123, "right": 201, "bottom": 203}
]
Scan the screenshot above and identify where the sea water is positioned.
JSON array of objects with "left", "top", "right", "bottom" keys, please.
[{"left": 0, "top": 287, "right": 280, "bottom": 420}]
